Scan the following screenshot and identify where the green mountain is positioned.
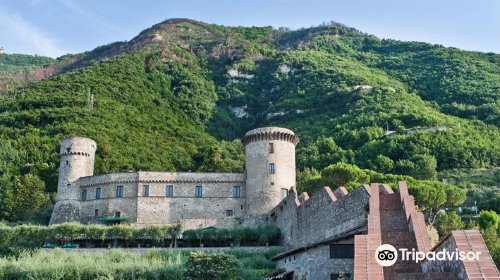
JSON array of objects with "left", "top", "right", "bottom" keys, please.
[{"left": 0, "top": 19, "right": 499, "bottom": 222}]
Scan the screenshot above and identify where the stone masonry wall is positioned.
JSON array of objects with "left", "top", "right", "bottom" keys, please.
[
  {"left": 50, "top": 137, "right": 97, "bottom": 225},
  {"left": 273, "top": 186, "right": 370, "bottom": 247},
  {"left": 277, "top": 238, "right": 355, "bottom": 280},
  {"left": 420, "top": 233, "right": 467, "bottom": 279},
  {"left": 76, "top": 171, "right": 246, "bottom": 229},
  {"left": 244, "top": 127, "right": 298, "bottom": 215}
]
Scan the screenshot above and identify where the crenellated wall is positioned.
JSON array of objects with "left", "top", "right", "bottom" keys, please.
[{"left": 272, "top": 185, "right": 371, "bottom": 247}]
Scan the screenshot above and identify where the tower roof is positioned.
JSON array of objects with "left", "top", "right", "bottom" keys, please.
[{"left": 242, "top": 127, "right": 299, "bottom": 146}]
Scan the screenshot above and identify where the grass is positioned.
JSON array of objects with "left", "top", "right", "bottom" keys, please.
[{"left": 0, "top": 248, "right": 282, "bottom": 280}]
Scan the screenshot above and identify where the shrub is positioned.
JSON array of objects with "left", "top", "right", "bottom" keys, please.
[{"left": 185, "top": 252, "right": 243, "bottom": 280}]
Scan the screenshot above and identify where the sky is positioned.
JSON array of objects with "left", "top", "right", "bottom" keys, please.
[{"left": 0, "top": 0, "right": 499, "bottom": 58}]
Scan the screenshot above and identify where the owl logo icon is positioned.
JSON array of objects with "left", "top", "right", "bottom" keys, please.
[{"left": 375, "top": 244, "right": 398, "bottom": 266}]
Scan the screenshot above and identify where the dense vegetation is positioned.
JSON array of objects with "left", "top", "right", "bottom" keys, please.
[
  {"left": 0, "top": 222, "right": 280, "bottom": 252},
  {"left": 0, "top": 18, "right": 498, "bottom": 227},
  {"left": 0, "top": 54, "right": 55, "bottom": 74},
  {"left": 0, "top": 248, "right": 281, "bottom": 280}
]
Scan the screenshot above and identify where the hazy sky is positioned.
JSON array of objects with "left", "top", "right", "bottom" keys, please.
[{"left": 0, "top": 0, "right": 499, "bottom": 58}]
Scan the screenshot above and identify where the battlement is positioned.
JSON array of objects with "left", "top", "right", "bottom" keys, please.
[
  {"left": 242, "top": 126, "right": 299, "bottom": 146},
  {"left": 272, "top": 184, "right": 372, "bottom": 246}
]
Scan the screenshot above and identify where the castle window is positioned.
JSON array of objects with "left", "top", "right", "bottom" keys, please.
[
  {"left": 226, "top": 210, "right": 233, "bottom": 217},
  {"left": 269, "top": 163, "right": 275, "bottom": 174},
  {"left": 94, "top": 209, "right": 99, "bottom": 216},
  {"left": 65, "top": 161, "right": 69, "bottom": 166},
  {"left": 66, "top": 148, "right": 70, "bottom": 153},
  {"left": 116, "top": 186, "right": 123, "bottom": 197},
  {"left": 330, "top": 244, "right": 354, "bottom": 259},
  {"left": 115, "top": 212, "right": 121, "bottom": 218},
  {"left": 95, "top": 188, "right": 101, "bottom": 199},
  {"left": 281, "top": 188, "right": 288, "bottom": 199},
  {"left": 142, "top": 185, "right": 149, "bottom": 197},
  {"left": 67, "top": 184, "right": 71, "bottom": 188},
  {"left": 81, "top": 190, "right": 87, "bottom": 201},
  {"left": 241, "top": 205, "right": 244, "bottom": 210},
  {"left": 195, "top": 186, "right": 202, "bottom": 197},
  {"left": 166, "top": 185, "right": 174, "bottom": 197},
  {"left": 233, "top": 186, "right": 241, "bottom": 198},
  {"left": 269, "top": 143, "right": 274, "bottom": 153}
]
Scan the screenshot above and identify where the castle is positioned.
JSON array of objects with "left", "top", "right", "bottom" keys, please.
[
  {"left": 50, "top": 127, "right": 500, "bottom": 280},
  {"left": 49, "top": 127, "right": 299, "bottom": 228}
]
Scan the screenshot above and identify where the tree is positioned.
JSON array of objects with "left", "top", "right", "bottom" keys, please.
[
  {"left": 409, "top": 181, "right": 466, "bottom": 225},
  {"left": 0, "top": 175, "right": 15, "bottom": 221},
  {"left": 481, "top": 227, "right": 500, "bottom": 268},
  {"left": 409, "top": 154, "right": 437, "bottom": 180},
  {"left": 321, "top": 163, "right": 369, "bottom": 188},
  {"left": 434, "top": 211, "right": 465, "bottom": 237},
  {"left": 167, "top": 224, "right": 181, "bottom": 248},
  {"left": 370, "top": 155, "right": 394, "bottom": 173},
  {"left": 12, "top": 173, "right": 48, "bottom": 221},
  {"left": 296, "top": 167, "right": 321, "bottom": 194},
  {"left": 185, "top": 252, "right": 243, "bottom": 280},
  {"left": 479, "top": 210, "right": 499, "bottom": 231}
]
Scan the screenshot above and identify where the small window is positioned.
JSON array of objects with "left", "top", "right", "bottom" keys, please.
[
  {"left": 195, "top": 186, "right": 202, "bottom": 197},
  {"left": 95, "top": 188, "right": 101, "bottom": 199},
  {"left": 116, "top": 186, "right": 123, "bottom": 197},
  {"left": 331, "top": 274, "right": 351, "bottom": 280},
  {"left": 281, "top": 188, "right": 288, "bottom": 199},
  {"left": 166, "top": 185, "right": 174, "bottom": 197},
  {"left": 269, "top": 163, "right": 275, "bottom": 174},
  {"left": 67, "top": 184, "right": 71, "bottom": 188},
  {"left": 65, "top": 161, "right": 69, "bottom": 166},
  {"left": 233, "top": 186, "right": 241, "bottom": 198},
  {"left": 115, "top": 212, "right": 121, "bottom": 218},
  {"left": 226, "top": 210, "right": 233, "bottom": 217},
  {"left": 94, "top": 209, "right": 99, "bottom": 216},
  {"left": 330, "top": 244, "right": 355, "bottom": 259},
  {"left": 241, "top": 205, "right": 244, "bottom": 210},
  {"left": 81, "top": 190, "right": 87, "bottom": 201},
  {"left": 143, "top": 185, "right": 149, "bottom": 197},
  {"left": 269, "top": 143, "right": 274, "bottom": 153},
  {"left": 66, "top": 148, "right": 70, "bottom": 153}
]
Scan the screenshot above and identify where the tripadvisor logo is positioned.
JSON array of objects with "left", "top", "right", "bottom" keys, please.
[
  {"left": 375, "top": 244, "right": 481, "bottom": 267},
  {"left": 375, "top": 244, "right": 398, "bottom": 266}
]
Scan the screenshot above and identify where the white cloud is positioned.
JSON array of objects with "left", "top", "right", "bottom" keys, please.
[
  {"left": 57, "top": 0, "right": 118, "bottom": 32},
  {"left": 0, "top": 7, "right": 66, "bottom": 57}
]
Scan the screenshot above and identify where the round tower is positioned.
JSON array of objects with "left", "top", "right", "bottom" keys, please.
[
  {"left": 49, "top": 137, "right": 97, "bottom": 225},
  {"left": 242, "top": 127, "right": 299, "bottom": 215}
]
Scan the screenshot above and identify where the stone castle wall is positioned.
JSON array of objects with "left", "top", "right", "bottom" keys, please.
[
  {"left": 77, "top": 171, "right": 246, "bottom": 228},
  {"left": 277, "top": 238, "right": 355, "bottom": 280},
  {"left": 273, "top": 185, "right": 371, "bottom": 247}
]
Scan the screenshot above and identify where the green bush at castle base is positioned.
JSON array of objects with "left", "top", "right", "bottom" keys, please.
[{"left": 0, "top": 222, "right": 281, "bottom": 254}]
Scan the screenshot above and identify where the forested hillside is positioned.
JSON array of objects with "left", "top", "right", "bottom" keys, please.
[{"left": 0, "top": 19, "right": 498, "bottom": 224}]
